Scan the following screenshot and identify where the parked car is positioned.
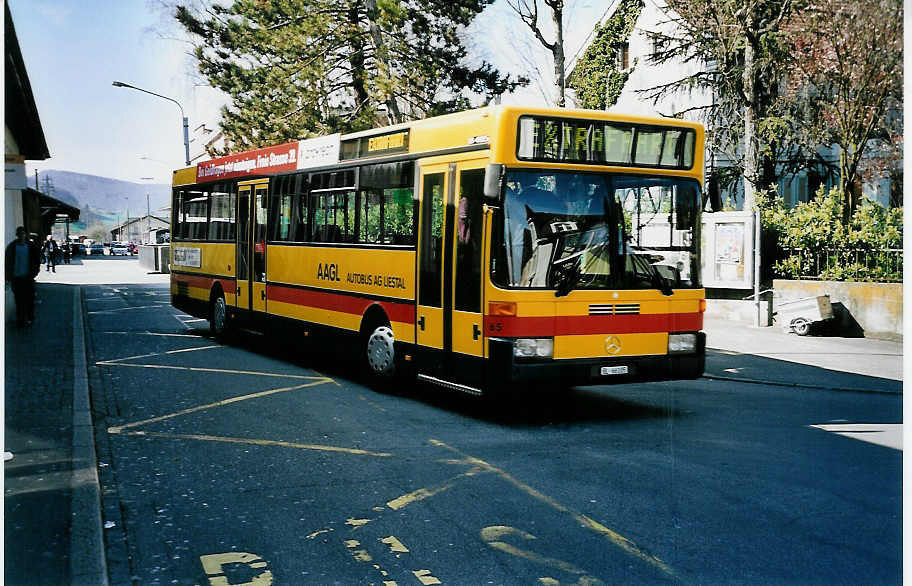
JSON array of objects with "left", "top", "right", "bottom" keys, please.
[
  {"left": 110, "top": 242, "right": 129, "bottom": 256},
  {"left": 127, "top": 242, "right": 138, "bottom": 255},
  {"left": 89, "top": 243, "right": 105, "bottom": 255}
]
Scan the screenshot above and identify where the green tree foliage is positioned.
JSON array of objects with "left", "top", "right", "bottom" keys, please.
[
  {"left": 643, "top": 0, "right": 799, "bottom": 207},
  {"left": 758, "top": 187, "right": 903, "bottom": 281},
  {"left": 176, "top": 0, "right": 525, "bottom": 152},
  {"left": 787, "top": 0, "right": 903, "bottom": 220},
  {"left": 567, "top": 0, "right": 642, "bottom": 110}
]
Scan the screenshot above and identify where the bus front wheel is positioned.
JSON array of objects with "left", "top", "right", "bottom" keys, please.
[{"left": 365, "top": 325, "right": 396, "bottom": 378}]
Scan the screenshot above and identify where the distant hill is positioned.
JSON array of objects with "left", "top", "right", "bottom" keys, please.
[{"left": 34, "top": 171, "right": 171, "bottom": 227}]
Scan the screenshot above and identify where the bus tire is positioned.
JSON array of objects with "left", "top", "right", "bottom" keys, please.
[
  {"left": 210, "top": 291, "right": 229, "bottom": 338},
  {"left": 365, "top": 325, "right": 396, "bottom": 379}
]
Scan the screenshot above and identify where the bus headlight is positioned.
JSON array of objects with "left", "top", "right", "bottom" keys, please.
[
  {"left": 668, "top": 333, "right": 697, "bottom": 354},
  {"left": 513, "top": 338, "right": 554, "bottom": 360}
]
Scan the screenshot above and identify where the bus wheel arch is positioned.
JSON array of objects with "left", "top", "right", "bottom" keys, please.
[
  {"left": 209, "top": 284, "right": 229, "bottom": 337},
  {"left": 360, "top": 306, "right": 395, "bottom": 378}
]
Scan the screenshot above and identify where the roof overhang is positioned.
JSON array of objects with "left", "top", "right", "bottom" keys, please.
[{"left": 5, "top": 4, "right": 50, "bottom": 160}]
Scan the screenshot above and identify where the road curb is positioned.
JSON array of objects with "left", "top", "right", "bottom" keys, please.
[
  {"left": 69, "top": 287, "right": 109, "bottom": 585},
  {"left": 702, "top": 374, "right": 902, "bottom": 395}
]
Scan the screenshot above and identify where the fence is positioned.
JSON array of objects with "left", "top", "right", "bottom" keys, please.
[{"left": 777, "top": 247, "right": 902, "bottom": 282}]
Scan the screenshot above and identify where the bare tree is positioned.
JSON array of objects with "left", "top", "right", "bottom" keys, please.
[{"left": 507, "top": 0, "right": 566, "bottom": 107}]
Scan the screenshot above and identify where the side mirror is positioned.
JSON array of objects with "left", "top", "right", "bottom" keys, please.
[
  {"left": 483, "top": 164, "right": 505, "bottom": 201},
  {"left": 707, "top": 173, "right": 722, "bottom": 212}
]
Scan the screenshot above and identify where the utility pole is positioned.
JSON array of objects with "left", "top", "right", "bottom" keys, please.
[{"left": 147, "top": 194, "right": 152, "bottom": 245}]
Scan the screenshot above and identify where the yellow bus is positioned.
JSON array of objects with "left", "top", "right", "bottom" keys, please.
[{"left": 171, "top": 105, "right": 710, "bottom": 395}]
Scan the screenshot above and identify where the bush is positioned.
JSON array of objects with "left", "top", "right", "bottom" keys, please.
[{"left": 757, "top": 187, "right": 903, "bottom": 281}]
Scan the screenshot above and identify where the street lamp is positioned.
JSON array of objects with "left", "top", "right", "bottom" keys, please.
[{"left": 112, "top": 81, "right": 190, "bottom": 167}]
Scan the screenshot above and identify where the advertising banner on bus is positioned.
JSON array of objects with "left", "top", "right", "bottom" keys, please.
[{"left": 197, "top": 142, "right": 300, "bottom": 181}]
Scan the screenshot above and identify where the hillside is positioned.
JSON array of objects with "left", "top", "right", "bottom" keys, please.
[{"left": 35, "top": 170, "right": 171, "bottom": 226}]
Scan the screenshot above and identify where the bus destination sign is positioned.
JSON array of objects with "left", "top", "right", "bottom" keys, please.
[{"left": 516, "top": 116, "right": 695, "bottom": 170}]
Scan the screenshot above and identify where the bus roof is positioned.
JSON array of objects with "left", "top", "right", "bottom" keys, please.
[{"left": 173, "top": 105, "right": 704, "bottom": 186}]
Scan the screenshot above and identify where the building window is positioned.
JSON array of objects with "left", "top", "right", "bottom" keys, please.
[{"left": 617, "top": 42, "right": 630, "bottom": 70}]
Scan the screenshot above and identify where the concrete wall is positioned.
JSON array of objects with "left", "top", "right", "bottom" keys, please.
[
  {"left": 773, "top": 280, "right": 903, "bottom": 340},
  {"left": 705, "top": 299, "right": 772, "bottom": 326}
]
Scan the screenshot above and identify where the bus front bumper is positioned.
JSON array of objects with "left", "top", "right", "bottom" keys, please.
[{"left": 488, "top": 332, "right": 706, "bottom": 386}]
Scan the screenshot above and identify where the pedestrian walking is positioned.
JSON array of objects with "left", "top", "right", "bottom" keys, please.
[
  {"left": 62, "top": 241, "right": 71, "bottom": 264},
  {"left": 41, "top": 235, "right": 58, "bottom": 272},
  {"left": 5, "top": 226, "right": 41, "bottom": 327}
]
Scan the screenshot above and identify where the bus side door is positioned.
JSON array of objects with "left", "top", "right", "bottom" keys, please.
[
  {"left": 449, "top": 163, "right": 487, "bottom": 386},
  {"left": 251, "top": 183, "right": 268, "bottom": 314},
  {"left": 236, "top": 184, "right": 252, "bottom": 313},
  {"left": 416, "top": 161, "right": 486, "bottom": 388},
  {"left": 236, "top": 179, "right": 269, "bottom": 315},
  {"left": 416, "top": 165, "right": 448, "bottom": 354}
]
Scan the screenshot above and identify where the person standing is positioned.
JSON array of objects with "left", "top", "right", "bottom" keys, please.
[
  {"left": 42, "top": 235, "right": 58, "bottom": 272},
  {"left": 5, "top": 227, "right": 41, "bottom": 327}
]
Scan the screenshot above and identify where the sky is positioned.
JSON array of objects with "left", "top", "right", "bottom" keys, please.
[{"left": 10, "top": 0, "right": 607, "bottom": 185}]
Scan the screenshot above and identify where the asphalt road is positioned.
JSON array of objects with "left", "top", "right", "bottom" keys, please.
[{"left": 84, "top": 281, "right": 902, "bottom": 585}]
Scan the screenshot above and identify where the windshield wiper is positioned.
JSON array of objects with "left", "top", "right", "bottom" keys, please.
[{"left": 630, "top": 253, "right": 673, "bottom": 296}]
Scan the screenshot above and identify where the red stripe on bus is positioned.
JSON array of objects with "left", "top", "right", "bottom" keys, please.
[
  {"left": 267, "top": 285, "right": 415, "bottom": 325},
  {"left": 483, "top": 312, "right": 703, "bottom": 337},
  {"left": 175, "top": 274, "right": 237, "bottom": 295}
]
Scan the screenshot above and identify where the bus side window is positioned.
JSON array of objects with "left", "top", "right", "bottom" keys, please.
[
  {"left": 292, "top": 174, "right": 310, "bottom": 242},
  {"left": 360, "top": 189, "right": 382, "bottom": 243},
  {"left": 384, "top": 187, "right": 414, "bottom": 244},
  {"left": 172, "top": 189, "right": 184, "bottom": 239},
  {"left": 209, "top": 183, "right": 234, "bottom": 241},
  {"left": 359, "top": 161, "right": 415, "bottom": 246},
  {"left": 184, "top": 190, "right": 208, "bottom": 240}
]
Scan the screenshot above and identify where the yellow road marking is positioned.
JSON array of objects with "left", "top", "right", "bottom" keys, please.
[
  {"left": 346, "top": 517, "right": 374, "bottom": 528},
  {"left": 430, "top": 439, "right": 676, "bottom": 579},
  {"left": 99, "top": 344, "right": 222, "bottom": 364},
  {"left": 96, "top": 361, "right": 325, "bottom": 380},
  {"left": 381, "top": 535, "right": 410, "bottom": 553},
  {"left": 481, "top": 526, "right": 600, "bottom": 581},
  {"left": 117, "top": 431, "right": 394, "bottom": 457},
  {"left": 385, "top": 467, "right": 485, "bottom": 511},
  {"left": 99, "top": 331, "right": 203, "bottom": 338},
  {"left": 88, "top": 304, "right": 169, "bottom": 314},
  {"left": 413, "top": 569, "right": 442, "bottom": 585},
  {"left": 107, "top": 379, "right": 332, "bottom": 433},
  {"left": 199, "top": 552, "right": 273, "bottom": 586}
]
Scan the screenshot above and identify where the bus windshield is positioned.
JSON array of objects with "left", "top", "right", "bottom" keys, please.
[{"left": 493, "top": 170, "right": 701, "bottom": 295}]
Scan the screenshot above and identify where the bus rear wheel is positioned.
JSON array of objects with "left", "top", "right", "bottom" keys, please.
[
  {"left": 210, "top": 293, "right": 228, "bottom": 337},
  {"left": 365, "top": 325, "right": 396, "bottom": 378}
]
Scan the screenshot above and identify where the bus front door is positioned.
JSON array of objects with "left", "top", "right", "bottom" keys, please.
[{"left": 416, "top": 161, "right": 486, "bottom": 391}]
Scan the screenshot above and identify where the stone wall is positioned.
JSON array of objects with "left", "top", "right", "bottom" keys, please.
[{"left": 772, "top": 280, "right": 903, "bottom": 340}]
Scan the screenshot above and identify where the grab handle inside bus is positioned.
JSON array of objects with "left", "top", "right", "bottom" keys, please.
[{"left": 483, "top": 163, "right": 505, "bottom": 202}]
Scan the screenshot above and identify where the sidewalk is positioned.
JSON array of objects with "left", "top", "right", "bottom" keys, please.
[
  {"left": 703, "top": 317, "right": 903, "bottom": 393},
  {"left": 5, "top": 257, "right": 167, "bottom": 585}
]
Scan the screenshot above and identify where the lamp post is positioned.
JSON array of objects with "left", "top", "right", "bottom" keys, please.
[
  {"left": 141, "top": 177, "right": 155, "bottom": 245},
  {"left": 112, "top": 81, "right": 190, "bottom": 166}
]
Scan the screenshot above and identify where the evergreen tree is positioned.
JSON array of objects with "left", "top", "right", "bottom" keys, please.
[{"left": 176, "top": 0, "right": 525, "bottom": 152}]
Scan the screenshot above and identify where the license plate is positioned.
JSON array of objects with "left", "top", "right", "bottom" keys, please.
[{"left": 600, "top": 365, "right": 629, "bottom": 376}]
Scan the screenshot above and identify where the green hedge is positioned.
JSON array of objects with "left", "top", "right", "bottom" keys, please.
[{"left": 758, "top": 187, "right": 903, "bottom": 281}]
